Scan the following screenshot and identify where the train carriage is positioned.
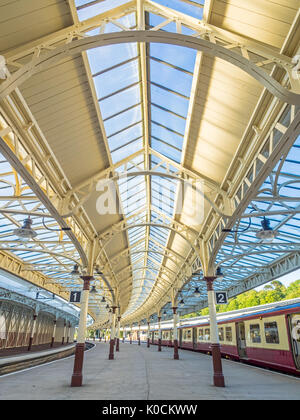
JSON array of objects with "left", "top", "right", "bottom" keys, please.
[{"left": 150, "top": 298, "right": 300, "bottom": 376}]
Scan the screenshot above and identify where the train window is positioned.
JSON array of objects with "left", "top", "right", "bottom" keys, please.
[
  {"left": 264, "top": 322, "right": 280, "bottom": 344},
  {"left": 187, "top": 329, "right": 192, "bottom": 340},
  {"left": 204, "top": 328, "right": 210, "bottom": 341},
  {"left": 250, "top": 324, "right": 261, "bottom": 343},
  {"left": 198, "top": 328, "right": 204, "bottom": 340},
  {"left": 225, "top": 327, "right": 232, "bottom": 342},
  {"left": 218, "top": 327, "right": 224, "bottom": 341}
]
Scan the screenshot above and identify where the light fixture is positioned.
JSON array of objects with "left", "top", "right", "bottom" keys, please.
[
  {"left": 179, "top": 299, "right": 184, "bottom": 307},
  {"left": 194, "top": 287, "right": 201, "bottom": 297},
  {"left": 256, "top": 217, "right": 277, "bottom": 242},
  {"left": 216, "top": 266, "right": 224, "bottom": 279},
  {"left": 70, "top": 264, "right": 80, "bottom": 279},
  {"left": 101, "top": 296, "right": 106, "bottom": 303},
  {"left": 95, "top": 266, "right": 103, "bottom": 275},
  {"left": 13, "top": 217, "right": 37, "bottom": 241},
  {"left": 106, "top": 304, "right": 110, "bottom": 310},
  {"left": 90, "top": 285, "right": 97, "bottom": 294},
  {"left": 163, "top": 310, "right": 167, "bottom": 316}
]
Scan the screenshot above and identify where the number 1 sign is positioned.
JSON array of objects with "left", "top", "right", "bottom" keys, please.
[{"left": 70, "top": 291, "right": 81, "bottom": 303}]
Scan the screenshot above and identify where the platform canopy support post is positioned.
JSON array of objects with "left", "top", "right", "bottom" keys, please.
[
  {"left": 62, "top": 321, "right": 66, "bottom": 345},
  {"left": 205, "top": 276, "right": 225, "bottom": 387},
  {"left": 158, "top": 315, "right": 162, "bottom": 352},
  {"left": 109, "top": 306, "right": 117, "bottom": 360},
  {"left": 71, "top": 275, "right": 93, "bottom": 387},
  {"left": 138, "top": 323, "right": 141, "bottom": 345},
  {"left": 172, "top": 307, "right": 179, "bottom": 360},
  {"left": 130, "top": 325, "right": 132, "bottom": 344},
  {"left": 28, "top": 311, "right": 38, "bottom": 351},
  {"left": 116, "top": 315, "right": 121, "bottom": 352},
  {"left": 67, "top": 322, "right": 71, "bottom": 344},
  {"left": 147, "top": 320, "right": 150, "bottom": 348},
  {"left": 50, "top": 317, "right": 57, "bottom": 348}
]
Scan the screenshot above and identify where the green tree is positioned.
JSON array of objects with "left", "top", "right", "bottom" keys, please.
[{"left": 181, "top": 279, "right": 300, "bottom": 319}]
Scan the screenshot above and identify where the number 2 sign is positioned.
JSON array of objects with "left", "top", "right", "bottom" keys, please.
[{"left": 215, "top": 291, "right": 228, "bottom": 305}]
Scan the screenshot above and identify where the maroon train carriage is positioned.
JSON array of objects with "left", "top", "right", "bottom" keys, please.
[
  {"left": 151, "top": 298, "right": 300, "bottom": 376},
  {"left": 151, "top": 328, "right": 173, "bottom": 347}
]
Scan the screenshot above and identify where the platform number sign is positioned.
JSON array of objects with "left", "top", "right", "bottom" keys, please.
[
  {"left": 70, "top": 291, "right": 81, "bottom": 303},
  {"left": 215, "top": 291, "right": 228, "bottom": 305}
]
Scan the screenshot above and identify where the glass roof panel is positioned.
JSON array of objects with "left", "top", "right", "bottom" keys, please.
[
  {"left": 76, "top": 0, "right": 130, "bottom": 20},
  {"left": 149, "top": 0, "right": 204, "bottom": 19},
  {"left": 95, "top": 59, "right": 140, "bottom": 99}
]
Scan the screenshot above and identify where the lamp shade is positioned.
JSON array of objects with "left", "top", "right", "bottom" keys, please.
[{"left": 13, "top": 217, "right": 37, "bottom": 241}]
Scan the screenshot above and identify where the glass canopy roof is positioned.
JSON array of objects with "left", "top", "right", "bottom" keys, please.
[
  {"left": 76, "top": 0, "right": 299, "bottom": 320},
  {"left": 75, "top": 0, "right": 201, "bottom": 318}
]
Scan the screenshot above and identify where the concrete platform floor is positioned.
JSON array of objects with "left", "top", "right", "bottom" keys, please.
[{"left": 0, "top": 341, "right": 300, "bottom": 400}]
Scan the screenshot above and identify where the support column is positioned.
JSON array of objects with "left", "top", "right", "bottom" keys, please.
[
  {"left": 116, "top": 317, "right": 121, "bottom": 352},
  {"left": 172, "top": 307, "right": 179, "bottom": 360},
  {"left": 67, "top": 322, "right": 71, "bottom": 344},
  {"left": 147, "top": 321, "right": 150, "bottom": 348},
  {"left": 205, "top": 277, "right": 225, "bottom": 388},
  {"left": 62, "top": 322, "right": 66, "bottom": 345},
  {"left": 158, "top": 316, "right": 162, "bottom": 352},
  {"left": 50, "top": 319, "right": 57, "bottom": 348},
  {"left": 109, "top": 307, "right": 117, "bottom": 360},
  {"left": 28, "top": 313, "right": 37, "bottom": 351},
  {"left": 138, "top": 323, "right": 141, "bottom": 345},
  {"left": 130, "top": 326, "right": 132, "bottom": 344},
  {"left": 71, "top": 276, "right": 92, "bottom": 387}
]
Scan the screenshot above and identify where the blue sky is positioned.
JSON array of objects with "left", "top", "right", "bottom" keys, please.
[{"left": 255, "top": 267, "right": 300, "bottom": 291}]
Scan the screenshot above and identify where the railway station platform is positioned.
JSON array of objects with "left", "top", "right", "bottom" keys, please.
[{"left": 1, "top": 342, "right": 300, "bottom": 400}]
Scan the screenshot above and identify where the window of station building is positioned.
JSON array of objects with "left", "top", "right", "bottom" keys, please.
[
  {"left": 198, "top": 328, "right": 204, "bottom": 340},
  {"left": 218, "top": 327, "right": 224, "bottom": 341},
  {"left": 204, "top": 328, "right": 210, "bottom": 341},
  {"left": 264, "top": 322, "right": 280, "bottom": 344},
  {"left": 225, "top": 326, "right": 232, "bottom": 342},
  {"left": 250, "top": 324, "right": 261, "bottom": 343}
]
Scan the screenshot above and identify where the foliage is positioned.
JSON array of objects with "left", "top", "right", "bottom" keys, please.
[{"left": 181, "top": 279, "right": 300, "bottom": 318}]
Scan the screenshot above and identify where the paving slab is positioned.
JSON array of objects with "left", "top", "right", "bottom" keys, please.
[{"left": 0, "top": 342, "right": 300, "bottom": 400}]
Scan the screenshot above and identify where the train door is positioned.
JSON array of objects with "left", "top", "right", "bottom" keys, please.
[
  {"left": 236, "top": 322, "right": 247, "bottom": 358},
  {"left": 289, "top": 314, "right": 300, "bottom": 370},
  {"left": 192, "top": 327, "right": 197, "bottom": 349}
]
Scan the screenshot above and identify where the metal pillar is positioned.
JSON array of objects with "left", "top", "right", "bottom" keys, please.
[
  {"left": 147, "top": 321, "right": 150, "bottom": 348},
  {"left": 28, "top": 313, "right": 37, "bottom": 351},
  {"left": 67, "top": 322, "right": 70, "bottom": 344},
  {"left": 50, "top": 319, "right": 57, "bottom": 348},
  {"left": 71, "top": 276, "right": 92, "bottom": 387},
  {"left": 62, "top": 322, "right": 66, "bottom": 345},
  {"left": 138, "top": 323, "right": 141, "bottom": 345},
  {"left": 130, "top": 326, "right": 132, "bottom": 344},
  {"left": 158, "top": 316, "right": 162, "bottom": 352},
  {"left": 172, "top": 307, "right": 179, "bottom": 360},
  {"left": 109, "top": 307, "right": 117, "bottom": 360},
  {"left": 205, "top": 277, "right": 225, "bottom": 387},
  {"left": 116, "top": 316, "right": 121, "bottom": 352}
]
